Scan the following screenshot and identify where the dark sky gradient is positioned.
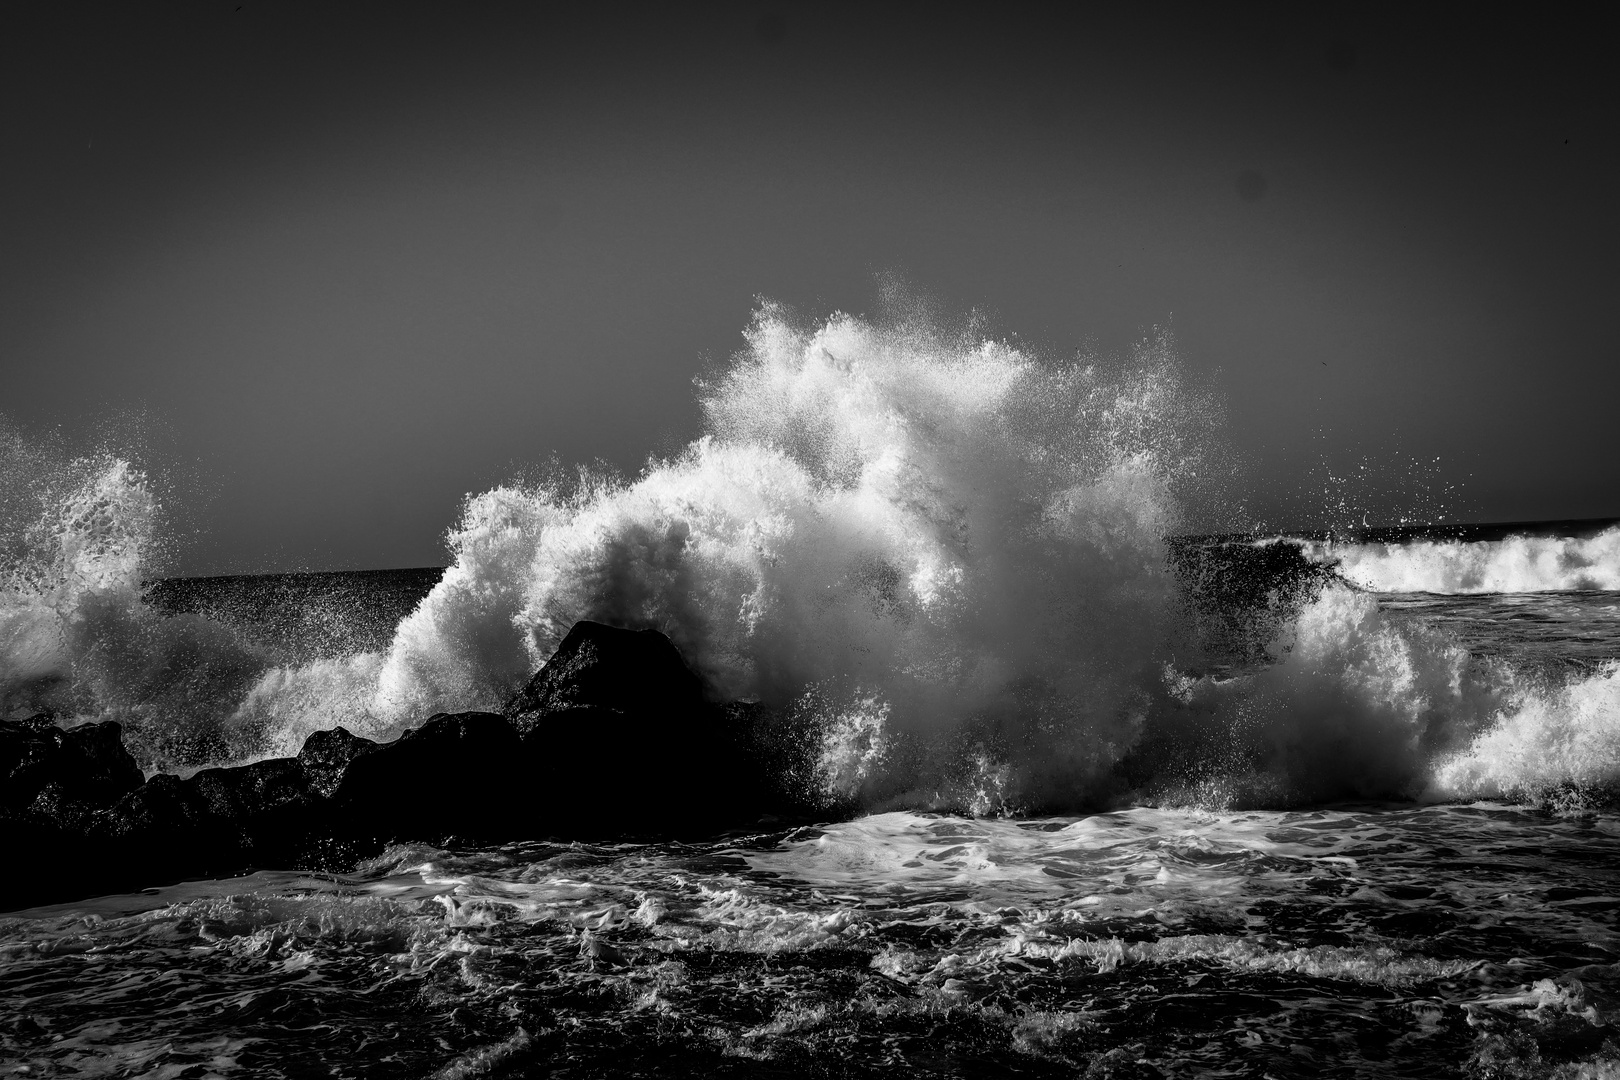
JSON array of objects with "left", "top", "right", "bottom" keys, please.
[{"left": 3, "top": 5, "right": 1615, "bottom": 573}]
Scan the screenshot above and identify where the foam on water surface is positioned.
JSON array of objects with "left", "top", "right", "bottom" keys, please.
[{"left": 4, "top": 807, "right": 1617, "bottom": 1077}]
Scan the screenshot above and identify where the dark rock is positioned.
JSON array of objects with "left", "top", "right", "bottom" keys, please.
[
  {"left": 83, "top": 774, "right": 219, "bottom": 896},
  {"left": 721, "top": 699, "right": 819, "bottom": 816},
  {"left": 2, "top": 620, "right": 820, "bottom": 914},
  {"left": 1, "top": 803, "right": 82, "bottom": 908},
  {"left": 1165, "top": 536, "right": 1337, "bottom": 676},
  {"left": 1, "top": 723, "right": 60, "bottom": 810},
  {"left": 190, "top": 758, "right": 318, "bottom": 841},
  {"left": 91, "top": 772, "right": 214, "bottom": 846},
  {"left": 85, "top": 758, "right": 325, "bottom": 890},
  {"left": 1, "top": 717, "right": 148, "bottom": 910},
  {"left": 81, "top": 727, "right": 385, "bottom": 882},
  {"left": 504, "top": 621, "right": 705, "bottom": 736},
  {"left": 1, "top": 718, "right": 144, "bottom": 815},
  {"left": 12, "top": 712, "right": 57, "bottom": 728},
  {"left": 297, "top": 725, "right": 380, "bottom": 797},
  {"left": 60, "top": 722, "right": 148, "bottom": 807},
  {"left": 331, "top": 711, "right": 524, "bottom": 842},
  {"left": 503, "top": 622, "right": 766, "bottom": 833}
]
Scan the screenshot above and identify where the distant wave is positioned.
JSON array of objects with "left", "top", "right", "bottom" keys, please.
[{"left": 1301, "top": 527, "right": 1620, "bottom": 593}]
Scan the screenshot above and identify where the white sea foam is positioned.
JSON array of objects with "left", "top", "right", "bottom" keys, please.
[
  {"left": 0, "top": 444, "right": 270, "bottom": 767},
  {"left": 0, "top": 454, "right": 155, "bottom": 717},
  {"left": 344, "top": 302, "right": 1216, "bottom": 806},
  {"left": 1432, "top": 661, "right": 1620, "bottom": 803},
  {"left": 1150, "top": 578, "right": 1620, "bottom": 806},
  {"left": 1305, "top": 527, "right": 1620, "bottom": 593},
  {"left": 3, "top": 301, "right": 1618, "bottom": 805},
  {"left": 1149, "top": 582, "right": 1506, "bottom": 803}
]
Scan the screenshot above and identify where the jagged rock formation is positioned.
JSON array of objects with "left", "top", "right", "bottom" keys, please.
[
  {"left": 1, "top": 622, "right": 807, "bottom": 911},
  {"left": 504, "top": 621, "right": 762, "bottom": 830}
]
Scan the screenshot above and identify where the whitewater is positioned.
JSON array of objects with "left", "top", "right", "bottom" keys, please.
[
  {"left": 1304, "top": 527, "right": 1620, "bottom": 594},
  {"left": 4, "top": 304, "right": 1617, "bottom": 809},
  {"left": 3, "top": 301, "right": 1619, "bottom": 1077}
]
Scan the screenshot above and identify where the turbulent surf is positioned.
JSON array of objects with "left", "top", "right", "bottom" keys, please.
[{"left": 2, "top": 301, "right": 1618, "bottom": 1077}]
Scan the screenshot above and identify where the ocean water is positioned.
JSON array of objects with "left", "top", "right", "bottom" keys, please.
[
  {"left": 2, "top": 801, "right": 1617, "bottom": 1078},
  {"left": 3, "top": 305, "right": 1619, "bottom": 1076}
]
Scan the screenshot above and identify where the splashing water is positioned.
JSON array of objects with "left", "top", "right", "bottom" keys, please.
[
  {"left": 3, "top": 301, "right": 1619, "bottom": 809},
  {"left": 0, "top": 440, "right": 267, "bottom": 769},
  {"left": 1304, "top": 527, "right": 1620, "bottom": 593},
  {"left": 298, "top": 303, "right": 1220, "bottom": 807},
  {"left": 8, "top": 305, "right": 1620, "bottom": 1080}
]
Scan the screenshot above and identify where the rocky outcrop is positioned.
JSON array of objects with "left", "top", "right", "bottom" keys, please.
[
  {"left": 1, "top": 621, "right": 807, "bottom": 912},
  {"left": 504, "top": 621, "right": 708, "bottom": 733},
  {"left": 3, "top": 716, "right": 150, "bottom": 906},
  {"left": 296, "top": 724, "right": 381, "bottom": 797},
  {"left": 90, "top": 758, "right": 320, "bottom": 873},
  {"left": 1, "top": 716, "right": 145, "bottom": 823},
  {"left": 330, "top": 711, "right": 523, "bottom": 842},
  {"left": 503, "top": 621, "right": 761, "bottom": 831}
]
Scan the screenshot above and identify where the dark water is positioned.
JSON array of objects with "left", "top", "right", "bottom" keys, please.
[
  {"left": 3, "top": 804, "right": 1617, "bottom": 1078},
  {"left": 144, "top": 567, "right": 445, "bottom": 660},
  {"left": 1379, "top": 592, "right": 1620, "bottom": 676},
  {"left": 5, "top": 575, "right": 1620, "bottom": 1077}
]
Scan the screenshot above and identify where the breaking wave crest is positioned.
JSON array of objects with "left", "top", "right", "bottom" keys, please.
[
  {"left": 250, "top": 302, "right": 1620, "bottom": 810},
  {"left": 1149, "top": 581, "right": 1620, "bottom": 808},
  {"left": 340, "top": 302, "right": 1217, "bottom": 808},
  {"left": 1304, "top": 527, "right": 1620, "bottom": 593},
  {"left": 3, "top": 302, "right": 1618, "bottom": 810},
  {"left": 0, "top": 433, "right": 267, "bottom": 769}
]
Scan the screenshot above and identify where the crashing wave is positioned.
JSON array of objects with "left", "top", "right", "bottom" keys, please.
[
  {"left": 4, "top": 301, "right": 1619, "bottom": 808},
  {"left": 0, "top": 434, "right": 268, "bottom": 769},
  {"left": 342, "top": 303, "right": 1216, "bottom": 808}
]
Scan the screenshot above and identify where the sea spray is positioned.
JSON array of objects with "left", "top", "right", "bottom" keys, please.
[
  {"left": 4, "top": 301, "right": 1619, "bottom": 808},
  {"left": 1135, "top": 581, "right": 1512, "bottom": 805},
  {"left": 0, "top": 451, "right": 149, "bottom": 721},
  {"left": 0, "top": 445, "right": 267, "bottom": 768},
  {"left": 346, "top": 302, "right": 1218, "bottom": 808},
  {"left": 1433, "top": 660, "right": 1620, "bottom": 805}
]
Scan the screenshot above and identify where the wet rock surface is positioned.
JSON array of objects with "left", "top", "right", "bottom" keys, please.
[
  {"left": 3, "top": 717, "right": 149, "bottom": 903},
  {"left": 295, "top": 724, "right": 381, "bottom": 798},
  {"left": 507, "top": 621, "right": 773, "bottom": 832},
  {"left": 1, "top": 716, "right": 144, "bottom": 815},
  {"left": 504, "top": 621, "right": 707, "bottom": 733},
  {"left": 330, "top": 710, "right": 524, "bottom": 842},
  {"left": 2, "top": 623, "right": 803, "bottom": 911}
]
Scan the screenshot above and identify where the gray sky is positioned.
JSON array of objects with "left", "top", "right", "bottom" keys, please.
[{"left": 3, "top": 4, "right": 1614, "bottom": 574}]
